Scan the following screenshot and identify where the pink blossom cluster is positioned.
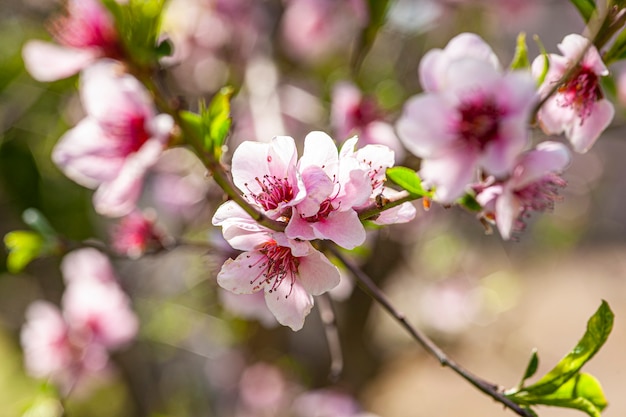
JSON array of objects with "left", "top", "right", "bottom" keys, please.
[
  {"left": 396, "top": 33, "right": 613, "bottom": 239},
  {"left": 213, "top": 132, "right": 415, "bottom": 330},
  {"left": 21, "top": 249, "right": 138, "bottom": 392}
]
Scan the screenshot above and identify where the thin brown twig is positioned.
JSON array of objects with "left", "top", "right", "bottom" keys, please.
[
  {"left": 326, "top": 244, "right": 534, "bottom": 417},
  {"left": 316, "top": 293, "right": 344, "bottom": 382}
]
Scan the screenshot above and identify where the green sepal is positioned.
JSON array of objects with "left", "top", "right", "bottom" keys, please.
[
  {"left": 510, "top": 32, "right": 530, "bottom": 70},
  {"left": 568, "top": 0, "right": 597, "bottom": 23},
  {"left": 385, "top": 166, "right": 429, "bottom": 197}
]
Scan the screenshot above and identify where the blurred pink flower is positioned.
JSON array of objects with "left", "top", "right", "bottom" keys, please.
[
  {"left": 280, "top": 0, "right": 368, "bottom": 63},
  {"left": 476, "top": 141, "right": 570, "bottom": 239},
  {"left": 111, "top": 210, "right": 165, "bottom": 258},
  {"left": 293, "top": 389, "right": 376, "bottom": 417},
  {"left": 22, "top": 0, "right": 121, "bottom": 81},
  {"left": 331, "top": 82, "right": 404, "bottom": 159},
  {"left": 213, "top": 202, "right": 340, "bottom": 331},
  {"left": 238, "top": 362, "right": 288, "bottom": 413},
  {"left": 532, "top": 34, "right": 614, "bottom": 153},
  {"left": 52, "top": 60, "right": 174, "bottom": 217},
  {"left": 397, "top": 33, "right": 536, "bottom": 203},
  {"left": 286, "top": 132, "right": 370, "bottom": 249}
]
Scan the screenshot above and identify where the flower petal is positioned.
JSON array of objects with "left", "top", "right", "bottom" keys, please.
[
  {"left": 297, "top": 249, "right": 341, "bottom": 296},
  {"left": 22, "top": 41, "right": 97, "bottom": 82},
  {"left": 264, "top": 279, "right": 313, "bottom": 331},
  {"left": 567, "top": 99, "right": 614, "bottom": 153},
  {"left": 217, "top": 251, "right": 266, "bottom": 295}
]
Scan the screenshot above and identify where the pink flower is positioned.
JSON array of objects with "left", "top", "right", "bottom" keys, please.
[
  {"left": 286, "top": 132, "right": 371, "bottom": 249},
  {"left": 22, "top": 0, "right": 122, "bottom": 82},
  {"left": 293, "top": 389, "right": 377, "bottom": 417},
  {"left": 331, "top": 82, "right": 404, "bottom": 159},
  {"left": 476, "top": 141, "right": 570, "bottom": 239},
  {"left": 61, "top": 249, "right": 139, "bottom": 349},
  {"left": 231, "top": 135, "right": 306, "bottom": 221},
  {"left": 52, "top": 60, "right": 174, "bottom": 217},
  {"left": 213, "top": 202, "right": 340, "bottom": 331},
  {"left": 532, "top": 34, "right": 614, "bottom": 153},
  {"left": 111, "top": 210, "right": 165, "bottom": 258},
  {"left": 397, "top": 33, "right": 536, "bottom": 203},
  {"left": 339, "top": 137, "right": 416, "bottom": 225}
]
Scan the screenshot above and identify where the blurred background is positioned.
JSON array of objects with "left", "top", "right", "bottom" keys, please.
[{"left": 1, "top": 0, "right": 626, "bottom": 416}]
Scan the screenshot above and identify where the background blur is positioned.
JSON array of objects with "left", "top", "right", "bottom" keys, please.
[{"left": 1, "top": 0, "right": 626, "bottom": 416}]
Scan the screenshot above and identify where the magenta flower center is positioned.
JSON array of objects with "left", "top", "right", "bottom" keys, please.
[
  {"left": 348, "top": 98, "right": 380, "bottom": 129},
  {"left": 247, "top": 176, "right": 294, "bottom": 212},
  {"left": 104, "top": 114, "right": 151, "bottom": 155},
  {"left": 457, "top": 98, "right": 503, "bottom": 149},
  {"left": 248, "top": 240, "right": 299, "bottom": 296},
  {"left": 513, "top": 173, "right": 566, "bottom": 232},
  {"left": 557, "top": 66, "right": 601, "bottom": 123},
  {"left": 303, "top": 198, "right": 337, "bottom": 222}
]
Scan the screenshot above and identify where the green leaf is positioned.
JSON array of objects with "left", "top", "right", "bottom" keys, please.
[
  {"left": 518, "top": 301, "right": 613, "bottom": 396},
  {"left": 206, "top": 86, "right": 234, "bottom": 157},
  {"left": 510, "top": 373, "right": 607, "bottom": 417},
  {"left": 180, "top": 110, "right": 204, "bottom": 146},
  {"left": 568, "top": 0, "right": 597, "bottom": 23},
  {"left": 4, "top": 231, "right": 44, "bottom": 273},
  {"left": 510, "top": 32, "right": 530, "bottom": 70},
  {"left": 385, "top": 166, "right": 428, "bottom": 196},
  {"left": 520, "top": 349, "right": 540, "bottom": 387}
]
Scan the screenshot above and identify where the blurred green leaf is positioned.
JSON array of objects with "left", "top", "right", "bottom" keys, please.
[
  {"left": 520, "top": 349, "right": 540, "bottom": 387},
  {"left": 386, "top": 167, "right": 428, "bottom": 196},
  {"left": 520, "top": 301, "right": 613, "bottom": 396},
  {"left": 569, "top": 0, "right": 597, "bottom": 23},
  {"left": 533, "top": 35, "right": 550, "bottom": 87},
  {"left": 457, "top": 193, "right": 481, "bottom": 212},
  {"left": 510, "top": 32, "right": 530, "bottom": 70},
  {"left": 180, "top": 110, "right": 204, "bottom": 145},
  {"left": 4, "top": 231, "right": 44, "bottom": 273},
  {"left": 205, "top": 86, "right": 234, "bottom": 158},
  {"left": 603, "top": 27, "right": 626, "bottom": 64}
]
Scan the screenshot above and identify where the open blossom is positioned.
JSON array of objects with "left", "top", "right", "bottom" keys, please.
[
  {"left": 396, "top": 33, "right": 536, "bottom": 203},
  {"left": 476, "top": 141, "right": 570, "bottom": 239},
  {"left": 532, "top": 34, "right": 614, "bottom": 153},
  {"left": 22, "top": 0, "right": 122, "bottom": 82},
  {"left": 213, "top": 202, "right": 340, "bottom": 331},
  {"left": 286, "top": 132, "right": 370, "bottom": 249},
  {"left": 52, "top": 60, "right": 174, "bottom": 217}
]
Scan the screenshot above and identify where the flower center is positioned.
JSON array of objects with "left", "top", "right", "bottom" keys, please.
[
  {"left": 513, "top": 173, "right": 566, "bottom": 232},
  {"left": 349, "top": 97, "right": 380, "bottom": 128},
  {"left": 247, "top": 176, "right": 294, "bottom": 212},
  {"left": 248, "top": 240, "right": 299, "bottom": 296},
  {"left": 557, "top": 66, "right": 602, "bottom": 123},
  {"left": 457, "top": 98, "right": 503, "bottom": 149},
  {"left": 303, "top": 197, "right": 337, "bottom": 222},
  {"left": 104, "top": 114, "right": 151, "bottom": 155}
]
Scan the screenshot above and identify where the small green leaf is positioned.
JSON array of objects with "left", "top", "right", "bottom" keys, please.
[
  {"left": 568, "top": 0, "right": 597, "bottom": 23},
  {"left": 4, "top": 231, "right": 44, "bottom": 273},
  {"left": 206, "top": 86, "right": 234, "bottom": 157},
  {"left": 385, "top": 166, "right": 428, "bottom": 196},
  {"left": 180, "top": 110, "right": 204, "bottom": 146},
  {"left": 457, "top": 193, "right": 481, "bottom": 212},
  {"left": 519, "top": 301, "right": 613, "bottom": 396},
  {"left": 510, "top": 32, "right": 530, "bottom": 70},
  {"left": 520, "top": 349, "right": 540, "bottom": 386}
]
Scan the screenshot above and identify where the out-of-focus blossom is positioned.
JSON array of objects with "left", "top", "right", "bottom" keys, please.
[
  {"left": 476, "top": 142, "right": 570, "bottom": 239},
  {"left": 339, "top": 137, "right": 416, "bottom": 225},
  {"left": 532, "top": 34, "right": 614, "bottom": 153},
  {"left": 238, "top": 362, "right": 289, "bottom": 414},
  {"left": 61, "top": 247, "right": 117, "bottom": 284},
  {"left": 111, "top": 210, "right": 165, "bottom": 258},
  {"left": 331, "top": 82, "right": 404, "bottom": 159},
  {"left": 397, "top": 33, "right": 536, "bottom": 203},
  {"left": 280, "top": 0, "right": 368, "bottom": 63},
  {"left": 22, "top": 0, "right": 122, "bottom": 81},
  {"left": 52, "top": 60, "right": 174, "bottom": 217},
  {"left": 286, "top": 132, "right": 370, "bottom": 249},
  {"left": 213, "top": 202, "right": 340, "bottom": 331},
  {"left": 293, "top": 389, "right": 378, "bottom": 417}
]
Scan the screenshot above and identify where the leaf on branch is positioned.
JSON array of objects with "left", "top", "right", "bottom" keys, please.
[
  {"left": 568, "top": 0, "right": 597, "bottom": 23},
  {"left": 510, "top": 32, "right": 530, "bottom": 70},
  {"left": 507, "top": 301, "right": 613, "bottom": 417},
  {"left": 519, "top": 348, "right": 540, "bottom": 387},
  {"left": 206, "top": 86, "right": 234, "bottom": 158},
  {"left": 533, "top": 35, "right": 550, "bottom": 87},
  {"left": 385, "top": 166, "right": 429, "bottom": 197}
]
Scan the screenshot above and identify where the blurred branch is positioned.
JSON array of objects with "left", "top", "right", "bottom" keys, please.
[
  {"left": 326, "top": 244, "right": 534, "bottom": 417},
  {"left": 317, "top": 293, "right": 343, "bottom": 382}
]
